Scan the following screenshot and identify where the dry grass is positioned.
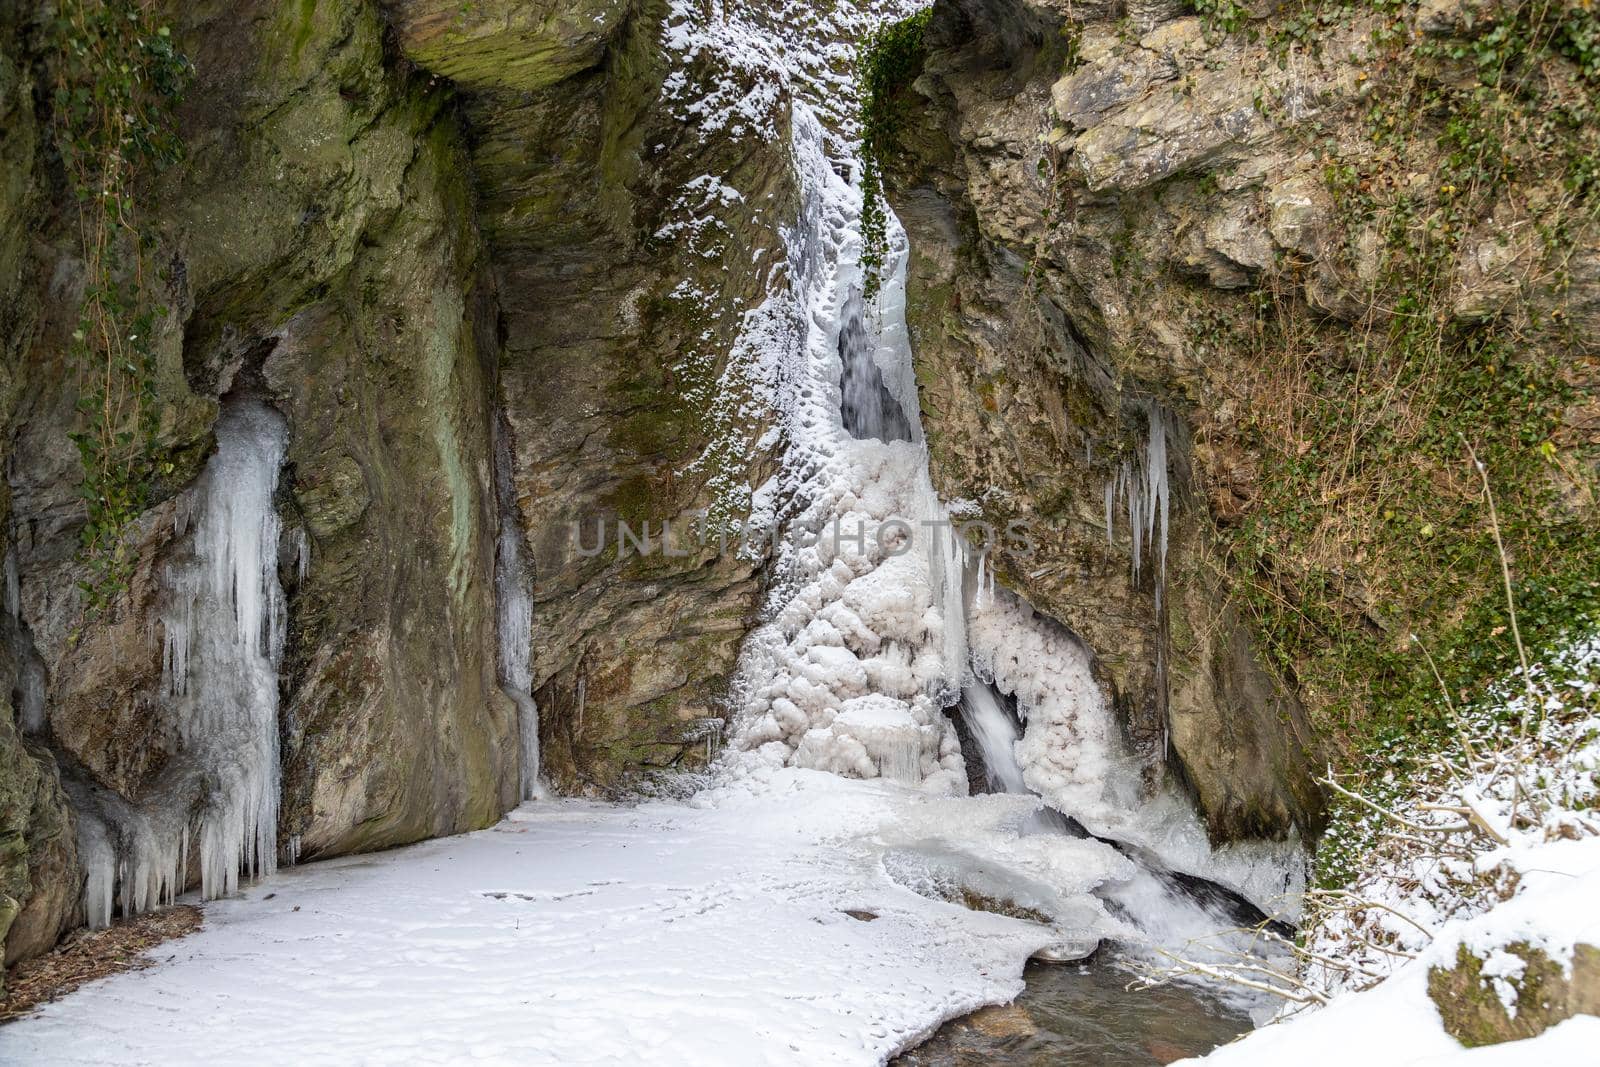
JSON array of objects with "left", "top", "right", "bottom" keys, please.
[{"left": 0, "top": 905, "right": 202, "bottom": 1023}]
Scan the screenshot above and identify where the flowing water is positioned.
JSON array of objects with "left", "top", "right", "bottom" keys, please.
[
  {"left": 838, "top": 285, "right": 914, "bottom": 444},
  {"left": 895, "top": 958, "right": 1252, "bottom": 1066}
]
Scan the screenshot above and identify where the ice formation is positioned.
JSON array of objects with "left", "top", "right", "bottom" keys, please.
[
  {"left": 721, "top": 88, "right": 1299, "bottom": 916},
  {"left": 1104, "top": 402, "right": 1172, "bottom": 606},
  {"left": 3, "top": 549, "right": 15, "bottom": 618},
  {"left": 966, "top": 582, "right": 1304, "bottom": 909},
  {"left": 955, "top": 673, "right": 1275, "bottom": 952},
  {"left": 727, "top": 105, "right": 966, "bottom": 796},
  {"left": 79, "top": 396, "right": 289, "bottom": 927},
  {"left": 493, "top": 420, "right": 546, "bottom": 801}
]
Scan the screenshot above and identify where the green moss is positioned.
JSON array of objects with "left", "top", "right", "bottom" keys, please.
[
  {"left": 49, "top": 0, "right": 192, "bottom": 615},
  {"left": 292, "top": 0, "right": 318, "bottom": 60},
  {"left": 606, "top": 473, "right": 659, "bottom": 528},
  {"left": 1060, "top": 375, "right": 1105, "bottom": 430},
  {"left": 858, "top": 9, "right": 933, "bottom": 298},
  {"left": 610, "top": 399, "right": 693, "bottom": 459},
  {"left": 1428, "top": 942, "right": 1600, "bottom": 1046},
  {"left": 1154, "top": 0, "right": 1600, "bottom": 881}
]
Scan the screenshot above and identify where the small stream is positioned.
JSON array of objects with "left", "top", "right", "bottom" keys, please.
[
  {"left": 895, "top": 958, "right": 1252, "bottom": 1066},
  {"left": 918, "top": 684, "right": 1269, "bottom": 1064}
]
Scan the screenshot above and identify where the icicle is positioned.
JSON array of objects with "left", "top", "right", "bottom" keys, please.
[
  {"left": 293, "top": 527, "right": 311, "bottom": 584},
  {"left": 78, "top": 815, "right": 116, "bottom": 930},
  {"left": 1101, "top": 404, "right": 1172, "bottom": 608},
  {"left": 16, "top": 653, "right": 45, "bottom": 734},
  {"left": 1103, "top": 478, "right": 1115, "bottom": 546},
  {"left": 3, "top": 551, "right": 17, "bottom": 622},
  {"left": 876, "top": 736, "right": 922, "bottom": 785},
  {"left": 939, "top": 512, "right": 969, "bottom": 701},
  {"left": 151, "top": 396, "right": 288, "bottom": 906},
  {"left": 1144, "top": 403, "right": 1170, "bottom": 610},
  {"left": 493, "top": 419, "right": 546, "bottom": 802},
  {"left": 701, "top": 717, "right": 724, "bottom": 762},
  {"left": 1126, "top": 459, "right": 1140, "bottom": 581}
]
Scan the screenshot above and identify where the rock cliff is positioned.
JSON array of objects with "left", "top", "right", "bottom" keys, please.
[
  {"left": 11, "top": 0, "right": 1576, "bottom": 976},
  {"left": 879, "top": 0, "right": 1598, "bottom": 844},
  {"left": 0, "top": 0, "right": 797, "bottom": 966}
]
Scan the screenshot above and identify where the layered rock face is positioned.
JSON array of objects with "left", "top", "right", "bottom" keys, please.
[
  {"left": 1, "top": 0, "right": 793, "bottom": 964},
  {"left": 7, "top": 0, "right": 520, "bottom": 930},
  {"left": 882, "top": 0, "right": 1335, "bottom": 842},
  {"left": 0, "top": 0, "right": 1404, "bottom": 973},
  {"left": 382, "top": 0, "right": 789, "bottom": 791},
  {"left": 885, "top": 0, "right": 1597, "bottom": 845},
  {"left": 1, "top": 4, "right": 78, "bottom": 978}
]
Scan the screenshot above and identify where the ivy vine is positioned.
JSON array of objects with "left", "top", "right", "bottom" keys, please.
[
  {"left": 49, "top": 0, "right": 190, "bottom": 614},
  {"left": 857, "top": 9, "right": 931, "bottom": 300}
]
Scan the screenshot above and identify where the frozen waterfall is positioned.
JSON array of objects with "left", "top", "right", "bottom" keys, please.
[
  {"left": 76, "top": 396, "right": 289, "bottom": 928},
  {"left": 727, "top": 105, "right": 966, "bottom": 795},
  {"left": 493, "top": 419, "right": 546, "bottom": 802},
  {"left": 724, "top": 98, "right": 1301, "bottom": 923}
]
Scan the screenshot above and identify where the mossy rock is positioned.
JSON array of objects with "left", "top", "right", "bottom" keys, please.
[{"left": 1429, "top": 941, "right": 1600, "bottom": 1047}]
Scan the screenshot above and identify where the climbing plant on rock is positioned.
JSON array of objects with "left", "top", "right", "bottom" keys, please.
[
  {"left": 49, "top": 0, "right": 190, "bottom": 616},
  {"left": 857, "top": 8, "right": 930, "bottom": 300}
]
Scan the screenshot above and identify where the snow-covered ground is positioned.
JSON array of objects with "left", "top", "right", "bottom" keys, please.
[
  {"left": 1191, "top": 840, "right": 1600, "bottom": 1066},
  {"left": 0, "top": 770, "right": 1144, "bottom": 1065},
  {"left": 1178, "top": 635, "right": 1600, "bottom": 1065}
]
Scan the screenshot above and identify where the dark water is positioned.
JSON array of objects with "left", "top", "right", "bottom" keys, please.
[
  {"left": 837, "top": 289, "right": 913, "bottom": 443},
  {"left": 894, "top": 958, "right": 1253, "bottom": 1066}
]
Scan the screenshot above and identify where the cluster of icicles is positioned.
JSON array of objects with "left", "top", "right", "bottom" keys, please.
[
  {"left": 494, "top": 418, "right": 546, "bottom": 803},
  {"left": 80, "top": 398, "right": 289, "bottom": 928},
  {"left": 1104, "top": 402, "right": 1171, "bottom": 607},
  {"left": 68, "top": 399, "right": 549, "bottom": 928}
]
